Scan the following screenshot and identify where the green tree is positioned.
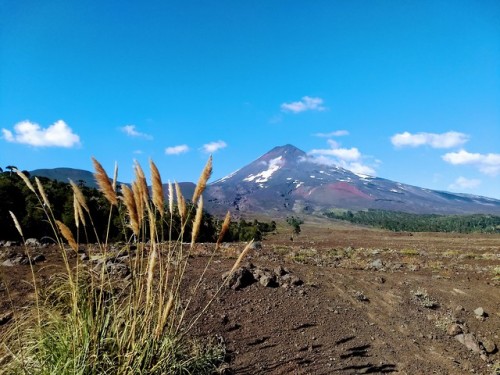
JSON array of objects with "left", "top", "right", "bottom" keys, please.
[
  {"left": 5, "top": 165, "right": 17, "bottom": 175},
  {"left": 286, "top": 216, "right": 303, "bottom": 241}
]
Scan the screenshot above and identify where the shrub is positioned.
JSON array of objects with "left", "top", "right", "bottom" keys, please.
[{"left": 2, "top": 158, "right": 253, "bottom": 374}]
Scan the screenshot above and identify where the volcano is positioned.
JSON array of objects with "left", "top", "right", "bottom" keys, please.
[{"left": 203, "top": 145, "right": 500, "bottom": 216}]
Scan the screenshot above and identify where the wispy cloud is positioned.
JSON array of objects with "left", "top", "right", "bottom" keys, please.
[
  {"left": 307, "top": 141, "right": 376, "bottom": 176},
  {"left": 165, "top": 144, "right": 189, "bottom": 155},
  {"left": 120, "top": 125, "right": 153, "bottom": 140},
  {"left": 281, "top": 96, "right": 326, "bottom": 113},
  {"left": 448, "top": 176, "right": 481, "bottom": 191},
  {"left": 391, "top": 131, "right": 468, "bottom": 149},
  {"left": 2, "top": 120, "right": 81, "bottom": 148},
  {"left": 202, "top": 140, "right": 227, "bottom": 153},
  {"left": 313, "top": 130, "right": 349, "bottom": 137},
  {"left": 442, "top": 149, "right": 500, "bottom": 176}
]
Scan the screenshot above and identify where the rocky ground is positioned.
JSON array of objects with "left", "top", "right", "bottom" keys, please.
[{"left": 1, "top": 219, "right": 500, "bottom": 374}]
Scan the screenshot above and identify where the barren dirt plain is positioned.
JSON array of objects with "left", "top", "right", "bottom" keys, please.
[{"left": 1, "top": 218, "right": 500, "bottom": 374}]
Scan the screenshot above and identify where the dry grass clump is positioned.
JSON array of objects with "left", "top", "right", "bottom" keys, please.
[
  {"left": 412, "top": 288, "right": 439, "bottom": 309},
  {"left": 2, "top": 157, "right": 252, "bottom": 374}
]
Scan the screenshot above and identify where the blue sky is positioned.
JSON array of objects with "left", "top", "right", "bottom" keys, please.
[{"left": 1, "top": 0, "right": 499, "bottom": 198}]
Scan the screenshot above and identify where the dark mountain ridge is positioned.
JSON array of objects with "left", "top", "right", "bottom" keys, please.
[{"left": 31, "top": 168, "right": 100, "bottom": 188}]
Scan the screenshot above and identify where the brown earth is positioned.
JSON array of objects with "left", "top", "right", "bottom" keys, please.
[{"left": 1, "top": 219, "right": 500, "bottom": 374}]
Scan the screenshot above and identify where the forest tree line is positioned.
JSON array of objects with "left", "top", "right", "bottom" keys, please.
[
  {"left": 0, "top": 171, "right": 275, "bottom": 242},
  {"left": 325, "top": 209, "right": 500, "bottom": 233}
]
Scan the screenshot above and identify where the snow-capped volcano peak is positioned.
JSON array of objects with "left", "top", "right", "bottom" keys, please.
[{"left": 205, "top": 144, "right": 500, "bottom": 215}]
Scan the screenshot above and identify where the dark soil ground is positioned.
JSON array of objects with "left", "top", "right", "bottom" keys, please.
[{"left": 1, "top": 219, "right": 500, "bottom": 374}]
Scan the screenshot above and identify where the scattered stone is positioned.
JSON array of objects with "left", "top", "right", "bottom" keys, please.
[
  {"left": 249, "top": 241, "right": 262, "bottom": 250},
  {"left": 481, "top": 338, "right": 497, "bottom": 354},
  {"left": 25, "top": 238, "right": 41, "bottom": 247},
  {"left": 3, "top": 241, "right": 20, "bottom": 247},
  {"left": 232, "top": 264, "right": 304, "bottom": 289},
  {"left": 447, "top": 324, "right": 463, "bottom": 336},
  {"left": 259, "top": 274, "right": 277, "bottom": 288},
  {"left": 456, "top": 333, "right": 481, "bottom": 353},
  {"left": 354, "top": 291, "right": 369, "bottom": 302},
  {"left": 2, "top": 255, "right": 29, "bottom": 266},
  {"left": 32, "top": 254, "right": 45, "bottom": 263},
  {"left": 370, "top": 259, "right": 384, "bottom": 270},
  {"left": 374, "top": 276, "right": 386, "bottom": 284},
  {"left": 1, "top": 259, "right": 15, "bottom": 267},
  {"left": 93, "top": 260, "right": 130, "bottom": 278},
  {"left": 274, "top": 265, "right": 288, "bottom": 276},
  {"left": 474, "top": 307, "right": 487, "bottom": 320},
  {"left": 222, "top": 267, "right": 256, "bottom": 290},
  {"left": 474, "top": 307, "right": 485, "bottom": 317},
  {"left": 407, "top": 264, "right": 419, "bottom": 272},
  {"left": 107, "top": 262, "right": 130, "bottom": 278},
  {"left": 281, "top": 273, "right": 303, "bottom": 287},
  {"left": 0, "top": 312, "right": 13, "bottom": 325},
  {"left": 391, "top": 263, "right": 404, "bottom": 270}
]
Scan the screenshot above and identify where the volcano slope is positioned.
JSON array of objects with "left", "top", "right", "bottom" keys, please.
[{"left": 1, "top": 220, "right": 500, "bottom": 374}]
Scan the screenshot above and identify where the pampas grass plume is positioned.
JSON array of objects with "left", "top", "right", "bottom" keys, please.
[
  {"left": 191, "top": 196, "right": 203, "bottom": 247},
  {"left": 35, "top": 177, "right": 50, "bottom": 209},
  {"left": 9, "top": 211, "right": 24, "bottom": 238},
  {"left": 92, "top": 157, "right": 118, "bottom": 206},
  {"left": 150, "top": 160, "right": 164, "bottom": 216},
  {"left": 168, "top": 181, "right": 174, "bottom": 216},
  {"left": 15, "top": 169, "right": 36, "bottom": 194},
  {"left": 56, "top": 220, "right": 78, "bottom": 252},
  {"left": 121, "top": 184, "right": 140, "bottom": 236},
  {"left": 69, "top": 179, "right": 90, "bottom": 214},
  {"left": 175, "top": 182, "right": 186, "bottom": 224},
  {"left": 192, "top": 155, "right": 212, "bottom": 204},
  {"left": 216, "top": 211, "right": 231, "bottom": 247}
]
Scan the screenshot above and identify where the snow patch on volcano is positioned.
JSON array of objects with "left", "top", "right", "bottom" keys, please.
[{"left": 243, "top": 156, "right": 283, "bottom": 183}]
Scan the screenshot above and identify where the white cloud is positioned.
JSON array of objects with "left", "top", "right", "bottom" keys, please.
[
  {"left": 346, "top": 162, "right": 376, "bottom": 176},
  {"left": 281, "top": 96, "right": 326, "bottom": 113},
  {"left": 310, "top": 147, "right": 361, "bottom": 161},
  {"left": 307, "top": 141, "right": 376, "bottom": 176},
  {"left": 1, "top": 120, "right": 81, "bottom": 148},
  {"left": 313, "top": 130, "right": 349, "bottom": 137},
  {"left": 449, "top": 176, "right": 481, "bottom": 191},
  {"left": 391, "top": 131, "right": 469, "bottom": 149},
  {"left": 165, "top": 144, "right": 189, "bottom": 155},
  {"left": 442, "top": 149, "right": 500, "bottom": 176},
  {"left": 120, "top": 125, "right": 153, "bottom": 140},
  {"left": 202, "top": 140, "right": 227, "bottom": 153}
]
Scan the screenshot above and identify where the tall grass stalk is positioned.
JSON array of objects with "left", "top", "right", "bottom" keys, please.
[{"left": 3, "top": 157, "right": 253, "bottom": 374}]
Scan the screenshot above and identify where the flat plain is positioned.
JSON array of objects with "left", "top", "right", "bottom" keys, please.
[{"left": 1, "top": 218, "right": 499, "bottom": 374}]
